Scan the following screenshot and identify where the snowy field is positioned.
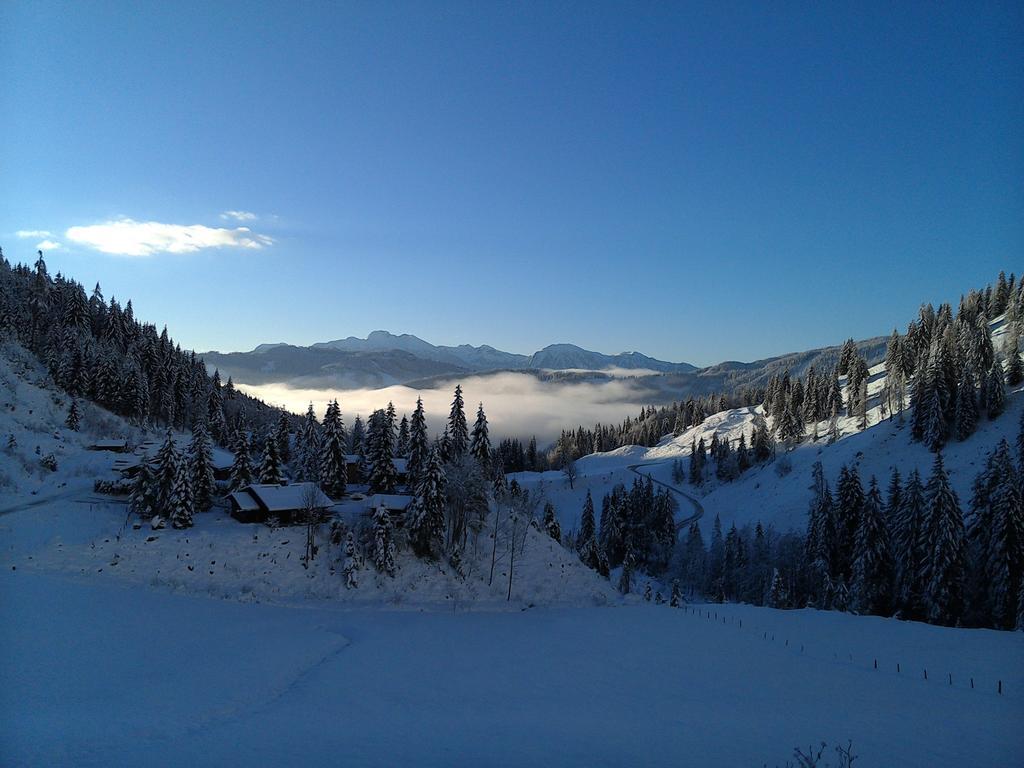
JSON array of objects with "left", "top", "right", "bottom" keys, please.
[{"left": 2, "top": 569, "right": 1021, "bottom": 767}]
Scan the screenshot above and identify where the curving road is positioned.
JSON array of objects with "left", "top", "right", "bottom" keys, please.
[{"left": 627, "top": 461, "right": 704, "bottom": 532}]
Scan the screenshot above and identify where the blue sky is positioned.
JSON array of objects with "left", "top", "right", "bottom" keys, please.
[{"left": 1, "top": 1, "right": 1021, "bottom": 366}]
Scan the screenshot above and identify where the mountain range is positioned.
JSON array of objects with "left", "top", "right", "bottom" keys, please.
[
  {"left": 201, "top": 331, "right": 698, "bottom": 389},
  {"left": 201, "top": 330, "right": 889, "bottom": 400}
]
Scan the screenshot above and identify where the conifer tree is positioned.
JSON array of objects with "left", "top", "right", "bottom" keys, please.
[
  {"left": 986, "top": 359, "right": 1006, "bottom": 419},
  {"left": 974, "top": 441, "right": 1024, "bottom": 628},
  {"left": 469, "top": 402, "right": 491, "bottom": 475},
  {"left": 130, "top": 456, "right": 159, "bottom": 521},
  {"left": 1005, "top": 330, "right": 1023, "bottom": 386},
  {"left": 406, "top": 397, "right": 429, "bottom": 490},
  {"left": 66, "top": 399, "right": 80, "bottom": 431},
  {"left": 167, "top": 453, "right": 194, "bottom": 529},
  {"left": 953, "top": 367, "right": 978, "bottom": 441},
  {"left": 259, "top": 433, "right": 284, "bottom": 485},
  {"left": 275, "top": 411, "right": 291, "bottom": 465},
  {"left": 578, "top": 491, "right": 596, "bottom": 554},
  {"left": 805, "top": 461, "right": 835, "bottom": 600},
  {"left": 229, "top": 431, "right": 253, "bottom": 491},
  {"left": 319, "top": 414, "right": 348, "bottom": 500},
  {"left": 447, "top": 385, "right": 469, "bottom": 457},
  {"left": 618, "top": 547, "right": 635, "bottom": 595},
  {"left": 155, "top": 429, "right": 180, "bottom": 513},
  {"left": 188, "top": 422, "right": 216, "bottom": 512},
  {"left": 892, "top": 468, "right": 928, "bottom": 618},
  {"left": 396, "top": 415, "right": 410, "bottom": 457},
  {"left": 670, "top": 580, "right": 683, "bottom": 607},
  {"left": 542, "top": 501, "right": 562, "bottom": 543},
  {"left": 835, "top": 465, "right": 865, "bottom": 581},
  {"left": 923, "top": 453, "right": 966, "bottom": 625},
  {"left": 851, "top": 478, "right": 895, "bottom": 616},
  {"left": 342, "top": 531, "right": 361, "bottom": 589},
  {"left": 408, "top": 447, "right": 446, "bottom": 558},
  {"left": 368, "top": 403, "right": 398, "bottom": 494},
  {"left": 372, "top": 504, "right": 397, "bottom": 576}
]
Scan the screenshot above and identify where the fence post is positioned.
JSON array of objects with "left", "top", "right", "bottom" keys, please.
[
  {"left": 924, "top": 669, "right": 928, "bottom": 681},
  {"left": 948, "top": 673, "right": 952, "bottom": 686},
  {"left": 873, "top": 659, "right": 877, "bottom": 669},
  {"left": 897, "top": 663, "right": 901, "bottom": 674},
  {"left": 998, "top": 680, "right": 1002, "bottom": 695}
]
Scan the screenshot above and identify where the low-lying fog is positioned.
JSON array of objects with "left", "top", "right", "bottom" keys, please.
[{"left": 241, "top": 371, "right": 655, "bottom": 443}]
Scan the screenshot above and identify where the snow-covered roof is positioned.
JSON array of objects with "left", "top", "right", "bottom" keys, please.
[
  {"left": 393, "top": 458, "right": 408, "bottom": 474},
  {"left": 365, "top": 493, "right": 413, "bottom": 512},
  {"left": 245, "top": 483, "right": 335, "bottom": 512},
  {"left": 228, "top": 490, "right": 262, "bottom": 512}
]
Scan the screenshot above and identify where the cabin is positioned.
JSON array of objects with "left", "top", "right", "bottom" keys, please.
[
  {"left": 228, "top": 483, "right": 335, "bottom": 525},
  {"left": 88, "top": 439, "right": 130, "bottom": 453}
]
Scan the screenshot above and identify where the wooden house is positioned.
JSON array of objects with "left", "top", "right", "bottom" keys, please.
[{"left": 228, "top": 483, "right": 335, "bottom": 525}]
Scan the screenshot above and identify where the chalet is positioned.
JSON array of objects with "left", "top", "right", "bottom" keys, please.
[
  {"left": 228, "top": 483, "right": 335, "bottom": 525},
  {"left": 88, "top": 439, "right": 130, "bottom": 453}
]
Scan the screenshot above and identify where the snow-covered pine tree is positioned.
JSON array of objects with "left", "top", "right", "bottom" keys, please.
[
  {"left": 805, "top": 461, "right": 835, "bottom": 603},
  {"left": 229, "top": 430, "right": 253, "bottom": 491},
  {"left": 318, "top": 414, "right": 348, "bottom": 500},
  {"left": 258, "top": 433, "right": 284, "bottom": 485},
  {"left": 396, "top": 415, "right": 410, "bottom": 458},
  {"left": 986, "top": 359, "right": 1005, "bottom": 419},
  {"left": 1005, "top": 328, "right": 1023, "bottom": 386},
  {"left": 979, "top": 440, "right": 1024, "bottom": 629},
  {"left": 408, "top": 447, "right": 446, "bottom": 558},
  {"left": 542, "top": 501, "right": 562, "bottom": 543},
  {"left": 367, "top": 403, "right": 398, "bottom": 494},
  {"left": 130, "top": 456, "right": 159, "bottom": 521},
  {"left": 372, "top": 504, "right": 397, "bottom": 576},
  {"left": 342, "top": 531, "right": 361, "bottom": 588},
  {"left": 670, "top": 579, "right": 683, "bottom": 607},
  {"left": 766, "top": 568, "right": 787, "bottom": 608},
  {"left": 469, "top": 402, "right": 491, "bottom": 476},
  {"left": 953, "top": 366, "right": 978, "bottom": 441},
  {"left": 188, "top": 422, "right": 216, "bottom": 512},
  {"left": 155, "top": 429, "right": 180, "bottom": 514},
  {"left": 834, "top": 465, "right": 865, "bottom": 582},
  {"left": 891, "top": 468, "right": 928, "bottom": 618},
  {"left": 923, "top": 453, "right": 966, "bottom": 625},
  {"left": 447, "top": 385, "right": 469, "bottom": 457},
  {"left": 65, "top": 399, "right": 80, "bottom": 431},
  {"left": 274, "top": 411, "right": 291, "bottom": 465},
  {"left": 578, "top": 491, "right": 596, "bottom": 555},
  {"left": 618, "top": 547, "right": 635, "bottom": 595},
  {"left": 851, "top": 477, "right": 895, "bottom": 616},
  {"left": 167, "top": 452, "right": 194, "bottom": 529},
  {"left": 406, "top": 397, "right": 429, "bottom": 491},
  {"left": 296, "top": 403, "right": 321, "bottom": 482}
]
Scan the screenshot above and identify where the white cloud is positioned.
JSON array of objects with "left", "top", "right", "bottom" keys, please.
[
  {"left": 65, "top": 218, "right": 274, "bottom": 257},
  {"left": 16, "top": 229, "right": 53, "bottom": 239},
  {"left": 35, "top": 240, "right": 62, "bottom": 251},
  {"left": 220, "top": 210, "right": 258, "bottom": 221}
]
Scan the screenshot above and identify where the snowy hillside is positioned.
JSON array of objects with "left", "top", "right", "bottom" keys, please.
[
  {"left": 0, "top": 340, "right": 614, "bottom": 610},
  {"left": 512, "top": 318, "right": 1024, "bottom": 541}
]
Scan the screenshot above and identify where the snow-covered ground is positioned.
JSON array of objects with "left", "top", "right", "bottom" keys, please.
[
  {"left": 2, "top": 569, "right": 1021, "bottom": 767},
  {"left": 3, "top": 331, "right": 1023, "bottom": 766}
]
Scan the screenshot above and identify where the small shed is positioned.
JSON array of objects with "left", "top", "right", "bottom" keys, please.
[
  {"left": 344, "top": 454, "right": 363, "bottom": 484},
  {"left": 228, "top": 483, "right": 335, "bottom": 525}
]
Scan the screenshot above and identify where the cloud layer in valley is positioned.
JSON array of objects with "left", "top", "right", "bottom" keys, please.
[
  {"left": 240, "top": 372, "right": 651, "bottom": 444},
  {"left": 65, "top": 218, "right": 273, "bottom": 257}
]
